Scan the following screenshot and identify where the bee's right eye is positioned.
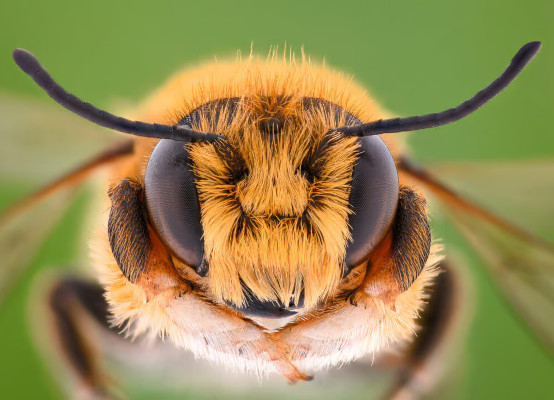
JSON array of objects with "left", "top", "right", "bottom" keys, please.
[{"left": 144, "top": 139, "right": 205, "bottom": 273}]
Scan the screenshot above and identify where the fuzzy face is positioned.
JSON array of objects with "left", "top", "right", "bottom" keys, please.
[
  {"left": 188, "top": 97, "right": 360, "bottom": 309},
  {"left": 131, "top": 53, "right": 391, "bottom": 313},
  {"left": 93, "top": 53, "right": 437, "bottom": 378}
]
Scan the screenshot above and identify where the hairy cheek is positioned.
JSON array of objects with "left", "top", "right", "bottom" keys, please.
[
  {"left": 362, "top": 186, "right": 432, "bottom": 305},
  {"left": 364, "top": 232, "right": 403, "bottom": 303},
  {"left": 136, "top": 228, "right": 182, "bottom": 297}
]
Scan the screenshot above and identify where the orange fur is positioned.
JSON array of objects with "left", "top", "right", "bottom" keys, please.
[
  {"left": 189, "top": 105, "right": 359, "bottom": 308},
  {"left": 90, "top": 50, "right": 439, "bottom": 379},
  {"left": 127, "top": 53, "right": 390, "bottom": 308}
]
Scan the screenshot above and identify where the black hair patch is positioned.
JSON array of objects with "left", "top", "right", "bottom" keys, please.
[
  {"left": 108, "top": 179, "right": 150, "bottom": 283},
  {"left": 391, "top": 187, "right": 432, "bottom": 291}
]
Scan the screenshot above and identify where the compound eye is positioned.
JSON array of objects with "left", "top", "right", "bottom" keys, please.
[
  {"left": 345, "top": 136, "right": 399, "bottom": 269},
  {"left": 144, "top": 139, "right": 205, "bottom": 273}
]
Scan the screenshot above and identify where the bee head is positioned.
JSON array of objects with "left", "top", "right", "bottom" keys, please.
[{"left": 145, "top": 96, "right": 399, "bottom": 316}]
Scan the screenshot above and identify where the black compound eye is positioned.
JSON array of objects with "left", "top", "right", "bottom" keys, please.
[
  {"left": 144, "top": 139, "right": 205, "bottom": 273},
  {"left": 345, "top": 135, "right": 399, "bottom": 269}
]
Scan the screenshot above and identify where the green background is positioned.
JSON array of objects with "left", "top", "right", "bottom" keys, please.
[{"left": 1, "top": 1, "right": 553, "bottom": 399}]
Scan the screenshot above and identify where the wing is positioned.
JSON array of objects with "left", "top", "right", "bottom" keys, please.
[
  {"left": 417, "top": 160, "right": 554, "bottom": 233},
  {"left": 0, "top": 187, "right": 75, "bottom": 300},
  {"left": 0, "top": 92, "right": 123, "bottom": 184},
  {"left": 0, "top": 92, "right": 133, "bottom": 301},
  {"left": 398, "top": 156, "right": 554, "bottom": 353}
]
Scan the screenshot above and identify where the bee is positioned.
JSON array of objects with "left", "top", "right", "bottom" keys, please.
[{"left": 1, "top": 41, "right": 552, "bottom": 399}]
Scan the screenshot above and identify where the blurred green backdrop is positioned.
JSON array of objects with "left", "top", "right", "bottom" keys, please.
[{"left": 0, "top": 1, "right": 553, "bottom": 399}]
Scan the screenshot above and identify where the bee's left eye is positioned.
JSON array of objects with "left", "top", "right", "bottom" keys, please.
[
  {"left": 344, "top": 136, "right": 399, "bottom": 269},
  {"left": 144, "top": 139, "right": 205, "bottom": 273}
]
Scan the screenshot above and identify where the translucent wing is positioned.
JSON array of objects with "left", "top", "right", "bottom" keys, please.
[
  {"left": 398, "top": 157, "right": 554, "bottom": 353},
  {"left": 0, "top": 92, "right": 133, "bottom": 301},
  {"left": 422, "top": 160, "right": 554, "bottom": 234},
  {"left": 0, "top": 92, "right": 121, "bottom": 184},
  {"left": 0, "top": 187, "right": 75, "bottom": 300}
]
